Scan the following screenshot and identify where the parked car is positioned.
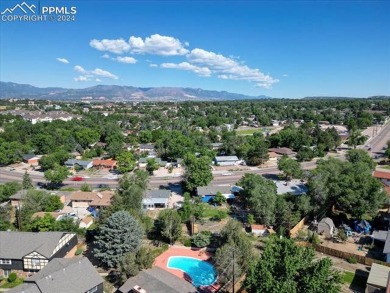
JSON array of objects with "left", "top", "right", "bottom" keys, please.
[
  {"left": 71, "top": 176, "right": 84, "bottom": 181},
  {"left": 98, "top": 184, "right": 109, "bottom": 189}
]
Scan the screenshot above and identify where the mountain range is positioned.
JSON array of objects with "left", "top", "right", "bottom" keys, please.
[{"left": 0, "top": 81, "right": 272, "bottom": 101}]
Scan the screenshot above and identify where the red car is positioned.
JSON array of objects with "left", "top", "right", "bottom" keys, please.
[{"left": 71, "top": 176, "right": 84, "bottom": 181}]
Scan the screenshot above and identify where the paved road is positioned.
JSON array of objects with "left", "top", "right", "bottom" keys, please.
[
  {"left": 367, "top": 121, "right": 390, "bottom": 153},
  {"left": 0, "top": 161, "right": 317, "bottom": 189}
]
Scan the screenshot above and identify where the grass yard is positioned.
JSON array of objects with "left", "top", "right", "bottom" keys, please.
[
  {"left": 236, "top": 129, "right": 263, "bottom": 135},
  {"left": 342, "top": 271, "right": 367, "bottom": 291},
  {"left": 0, "top": 278, "right": 24, "bottom": 289},
  {"left": 201, "top": 204, "right": 228, "bottom": 219},
  {"left": 377, "top": 165, "right": 390, "bottom": 170},
  {"left": 342, "top": 272, "right": 355, "bottom": 284}
]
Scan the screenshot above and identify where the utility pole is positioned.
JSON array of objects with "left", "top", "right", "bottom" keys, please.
[{"left": 232, "top": 249, "right": 235, "bottom": 293}]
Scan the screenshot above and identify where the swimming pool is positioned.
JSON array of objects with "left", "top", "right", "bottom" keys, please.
[{"left": 167, "top": 256, "right": 217, "bottom": 287}]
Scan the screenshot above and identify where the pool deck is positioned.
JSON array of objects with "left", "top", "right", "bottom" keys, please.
[{"left": 154, "top": 245, "right": 220, "bottom": 292}]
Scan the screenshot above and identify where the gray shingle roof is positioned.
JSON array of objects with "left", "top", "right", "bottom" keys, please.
[
  {"left": 9, "top": 258, "right": 103, "bottom": 293},
  {"left": 145, "top": 190, "right": 171, "bottom": 199},
  {"left": 9, "top": 190, "right": 29, "bottom": 200},
  {"left": 197, "top": 185, "right": 232, "bottom": 197},
  {"left": 118, "top": 266, "right": 197, "bottom": 293},
  {"left": 64, "top": 159, "right": 91, "bottom": 167},
  {"left": 214, "top": 156, "right": 239, "bottom": 162},
  {"left": 22, "top": 154, "right": 37, "bottom": 161},
  {"left": 7, "top": 283, "right": 41, "bottom": 293},
  {"left": 384, "top": 232, "right": 390, "bottom": 254},
  {"left": 371, "top": 230, "right": 388, "bottom": 241},
  {"left": 0, "top": 231, "right": 71, "bottom": 259},
  {"left": 367, "top": 263, "right": 390, "bottom": 289}
]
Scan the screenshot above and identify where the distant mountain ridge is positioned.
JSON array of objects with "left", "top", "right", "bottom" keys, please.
[
  {"left": 303, "top": 96, "right": 390, "bottom": 100},
  {"left": 0, "top": 81, "right": 272, "bottom": 101}
]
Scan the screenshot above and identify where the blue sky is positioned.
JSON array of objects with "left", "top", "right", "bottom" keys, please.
[{"left": 1, "top": 0, "right": 389, "bottom": 98}]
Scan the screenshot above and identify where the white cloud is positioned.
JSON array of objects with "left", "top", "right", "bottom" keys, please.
[
  {"left": 115, "top": 56, "right": 137, "bottom": 64},
  {"left": 101, "top": 54, "right": 110, "bottom": 59},
  {"left": 129, "top": 34, "right": 188, "bottom": 56},
  {"left": 282, "top": 74, "right": 288, "bottom": 77},
  {"left": 161, "top": 62, "right": 211, "bottom": 77},
  {"left": 74, "top": 65, "right": 87, "bottom": 74},
  {"left": 186, "top": 48, "right": 278, "bottom": 88},
  {"left": 149, "top": 63, "right": 158, "bottom": 68},
  {"left": 96, "top": 78, "right": 102, "bottom": 82},
  {"left": 91, "top": 68, "right": 118, "bottom": 79},
  {"left": 89, "top": 38, "right": 130, "bottom": 54},
  {"left": 73, "top": 65, "right": 118, "bottom": 81},
  {"left": 90, "top": 34, "right": 188, "bottom": 56},
  {"left": 74, "top": 76, "right": 89, "bottom": 82},
  {"left": 56, "top": 58, "right": 69, "bottom": 64}
]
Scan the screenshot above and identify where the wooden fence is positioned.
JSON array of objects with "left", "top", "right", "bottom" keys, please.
[
  {"left": 296, "top": 241, "right": 390, "bottom": 267},
  {"left": 289, "top": 216, "right": 308, "bottom": 237}
]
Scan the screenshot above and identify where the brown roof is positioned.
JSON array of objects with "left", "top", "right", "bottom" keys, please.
[
  {"left": 81, "top": 217, "right": 93, "bottom": 225},
  {"left": 384, "top": 186, "right": 390, "bottom": 197},
  {"left": 268, "top": 147, "right": 295, "bottom": 155},
  {"left": 268, "top": 151, "right": 279, "bottom": 158},
  {"left": 70, "top": 191, "right": 114, "bottom": 207},
  {"left": 32, "top": 212, "right": 64, "bottom": 220},
  {"left": 373, "top": 171, "right": 390, "bottom": 180},
  {"left": 251, "top": 224, "right": 267, "bottom": 231},
  {"left": 92, "top": 159, "right": 117, "bottom": 167}
]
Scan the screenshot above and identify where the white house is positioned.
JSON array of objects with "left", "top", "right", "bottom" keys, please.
[{"left": 214, "top": 156, "right": 240, "bottom": 166}]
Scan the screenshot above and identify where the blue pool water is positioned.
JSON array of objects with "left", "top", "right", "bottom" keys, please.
[{"left": 167, "top": 256, "right": 217, "bottom": 287}]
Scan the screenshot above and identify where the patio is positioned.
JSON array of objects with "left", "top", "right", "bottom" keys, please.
[{"left": 154, "top": 246, "right": 219, "bottom": 292}]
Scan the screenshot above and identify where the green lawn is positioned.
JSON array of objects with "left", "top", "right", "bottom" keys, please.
[
  {"left": 0, "top": 278, "right": 24, "bottom": 289},
  {"left": 342, "top": 271, "right": 367, "bottom": 289},
  {"left": 201, "top": 204, "right": 228, "bottom": 218},
  {"left": 236, "top": 129, "right": 263, "bottom": 135},
  {"left": 342, "top": 272, "right": 355, "bottom": 284}
]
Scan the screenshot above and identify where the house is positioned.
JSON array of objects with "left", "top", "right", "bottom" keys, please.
[
  {"left": 268, "top": 147, "right": 296, "bottom": 157},
  {"left": 268, "top": 151, "right": 279, "bottom": 161},
  {"left": 142, "top": 190, "right": 171, "bottom": 210},
  {"left": 210, "top": 142, "right": 224, "bottom": 151},
  {"left": 139, "top": 144, "right": 155, "bottom": 153},
  {"left": 118, "top": 267, "right": 197, "bottom": 293},
  {"left": 371, "top": 230, "right": 390, "bottom": 263},
  {"left": 92, "top": 159, "right": 117, "bottom": 170},
  {"left": 9, "top": 190, "right": 65, "bottom": 208},
  {"left": 79, "top": 216, "right": 94, "bottom": 229},
  {"left": 214, "top": 156, "right": 239, "bottom": 166},
  {"left": 0, "top": 231, "right": 77, "bottom": 277},
  {"left": 197, "top": 185, "right": 235, "bottom": 203},
  {"left": 7, "top": 258, "right": 104, "bottom": 293},
  {"left": 22, "top": 154, "right": 41, "bottom": 165},
  {"left": 250, "top": 224, "right": 275, "bottom": 237},
  {"left": 70, "top": 191, "right": 114, "bottom": 209},
  {"left": 373, "top": 171, "right": 390, "bottom": 187},
  {"left": 317, "top": 217, "right": 335, "bottom": 238},
  {"left": 138, "top": 157, "right": 167, "bottom": 168},
  {"left": 366, "top": 263, "right": 390, "bottom": 293},
  {"left": 64, "top": 159, "right": 93, "bottom": 170}
]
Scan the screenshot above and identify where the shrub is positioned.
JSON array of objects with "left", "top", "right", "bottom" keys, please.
[
  {"left": 347, "top": 256, "right": 357, "bottom": 264},
  {"left": 192, "top": 231, "right": 212, "bottom": 248},
  {"left": 180, "top": 237, "right": 191, "bottom": 247},
  {"left": 8, "top": 273, "right": 17, "bottom": 283},
  {"left": 212, "top": 210, "right": 228, "bottom": 221}
]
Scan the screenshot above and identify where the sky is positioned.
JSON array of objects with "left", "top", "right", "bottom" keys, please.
[{"left": 0, "top": 0, "right": 389, "bottom": 99}]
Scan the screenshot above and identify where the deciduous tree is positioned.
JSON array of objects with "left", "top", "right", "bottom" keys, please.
[{"left": 244, "top": 237, "right": 341, "bottom": 293}]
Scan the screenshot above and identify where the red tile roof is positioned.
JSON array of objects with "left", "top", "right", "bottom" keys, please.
[{"left": 373, "top": 171, "right": 390, "bottom": 180}]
